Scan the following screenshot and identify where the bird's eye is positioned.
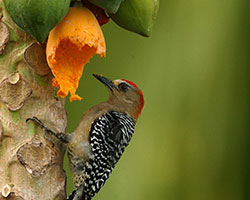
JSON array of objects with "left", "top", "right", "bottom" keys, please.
[{"left": 118, "top": 83, "right": 129, "bottom": 92}]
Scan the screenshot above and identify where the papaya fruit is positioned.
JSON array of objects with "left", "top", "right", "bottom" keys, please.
[
  {"left": 4, "top": 0, "right": 71, "bottom": 43},
  {"left": 46, "top": 7, "right": 106, "bottom": 101},
  {"left": 110, "top": 0, "right": 159, "bottom": 37}
]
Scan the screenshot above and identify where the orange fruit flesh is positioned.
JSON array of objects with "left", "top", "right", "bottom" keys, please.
[
  {"left": 50, "top": 38, "right": 97, "bottom": 101},
  {"left": 46, "top": 7, "right": 106, "bottom": 101}
]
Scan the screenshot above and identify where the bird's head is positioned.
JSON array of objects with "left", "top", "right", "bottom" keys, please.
[{"left": 93, "top": 74, "right": 144, "bottom": 119}]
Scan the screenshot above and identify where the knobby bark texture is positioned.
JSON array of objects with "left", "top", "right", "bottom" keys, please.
[{"left": 0, "top": 1, "right": 67, "bottom": 200}]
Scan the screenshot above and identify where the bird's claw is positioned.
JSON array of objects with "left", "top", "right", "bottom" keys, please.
[
  {"left": 26, "top": 116, "right": 57, "bottom": 136},
  {"left": 26, "top": 116, "right": 70, "bottom": 144}
]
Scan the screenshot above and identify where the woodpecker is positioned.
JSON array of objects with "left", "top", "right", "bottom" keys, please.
[{"left": 27, "top": 74, "right": 144, "bottom": 200}]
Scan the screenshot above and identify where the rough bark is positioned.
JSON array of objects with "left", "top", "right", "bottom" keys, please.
[{"left": 0, "top": 1, "right": 67, "bottom": 200}]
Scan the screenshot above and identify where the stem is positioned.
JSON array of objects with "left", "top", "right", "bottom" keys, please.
[{"left": 0, "top": 1, "right": 67, "bottom": 199}]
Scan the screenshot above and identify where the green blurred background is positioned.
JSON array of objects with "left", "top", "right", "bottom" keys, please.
[{"left": 64, "top": 0, "right": 250, "bottom": 199}]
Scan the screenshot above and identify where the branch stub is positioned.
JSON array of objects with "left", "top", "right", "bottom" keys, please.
[
  {"left": 24, "top": 43, "right": 51, "bottom": 76},
  {"left": 0, "top": 74, "right": 32, "bottom": 111},
  {"left": 0, "top": 21, "right": 10, "bottom": 55}
]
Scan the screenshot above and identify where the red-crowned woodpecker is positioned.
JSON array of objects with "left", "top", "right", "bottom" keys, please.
[{"left": 27, "top": 74, "right": 144, "bottom": 200}]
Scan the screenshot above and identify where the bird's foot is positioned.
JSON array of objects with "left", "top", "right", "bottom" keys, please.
[
  {"left": 26, "top": 116, "right": 70, "bottom": 143},
  {"left": 26, "top": 116, "right": 57, "bottom": 137}
]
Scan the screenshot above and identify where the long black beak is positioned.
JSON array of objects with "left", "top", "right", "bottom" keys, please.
[{"left": 93, "top": 74, "right": 116, "bottom": 91}]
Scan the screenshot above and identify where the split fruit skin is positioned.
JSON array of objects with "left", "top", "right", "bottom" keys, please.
[
  {"left": 110, "top": 0, "right": 159, "bottom": 37},
  {"left": 4, "top": 0, "right": 71, "bottom": 43},
  {"left": 81, "top": 0, "right": 110, "bottom": 25},
  {"left": 46, "top": 7, "right": 106, "bottom": 102}
]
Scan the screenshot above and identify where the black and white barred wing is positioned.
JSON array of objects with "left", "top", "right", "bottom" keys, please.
[
  {"left": 78, "top": 111, "right": 136, "bottom": 200},
  {"left": 90, "top": 111, "right": 136, "bottom": 166}
]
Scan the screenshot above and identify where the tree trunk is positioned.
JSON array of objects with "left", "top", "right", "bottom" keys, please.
[{"left": 0, "top": 1, "right": 67, "bottom": 199}]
